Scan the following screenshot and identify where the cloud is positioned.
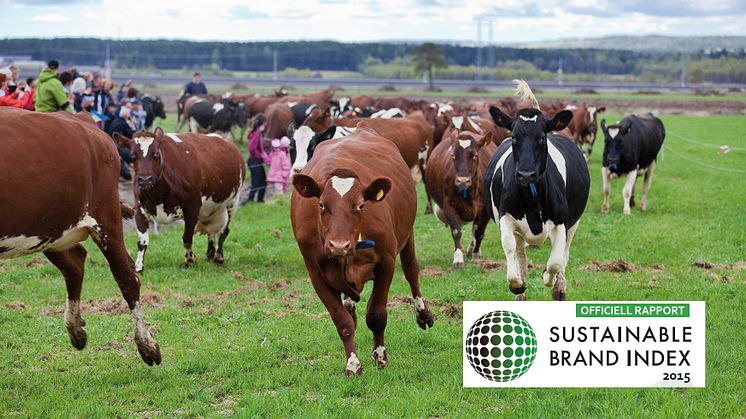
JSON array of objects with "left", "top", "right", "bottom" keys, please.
[
  {"left": 229, "top": 5, "right": 271, "bottom": 20},
  {"left": 565, "top": 0, "right": 746, "bottom": 18},
  {"left": 31, "top": 13, "right": 70, "bottom": 22},
  {"left": 10, "top": 0, "right": 98, "bottom": 4}
]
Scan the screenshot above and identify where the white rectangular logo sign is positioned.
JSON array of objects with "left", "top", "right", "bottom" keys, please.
[{"left": 463, "top": 301, "right": 705, "bottom": 387}]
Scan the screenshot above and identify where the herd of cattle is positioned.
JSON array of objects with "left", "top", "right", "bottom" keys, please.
[{"left": 0, "top": 80, "right": 665, "bottom": 375}]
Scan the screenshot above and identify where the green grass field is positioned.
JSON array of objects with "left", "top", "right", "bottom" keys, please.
[{"left": 1, "top": 114, "right": 745, "bottom": 417}]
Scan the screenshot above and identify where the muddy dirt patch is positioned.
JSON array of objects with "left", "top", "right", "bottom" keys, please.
[
  {"left": 581, "top": 259, "right": 637, "bottom": 273},
  {"left": 41, "top": 291, "right": 166, "bottom": 316}
]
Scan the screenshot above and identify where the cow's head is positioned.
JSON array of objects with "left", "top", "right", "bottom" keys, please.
[
  {"left": 113, "top": 127, "right": 166, "bottom": 190},
  {"left": 288, "top": 125, "right": 336, "bottom": 174},
  {"left": 490, "top": 106, "right": 573, "bottom": 187},
  {"left": 446, "top": 129, "right": 492, "bottom": 195},
  {"left": 303, "top": 107, "right": 331, "bottom": 133},
  {"left": 600, "top": 119, "right": 631, "bottom": 168},
  {"left": 152, "top": 97, "right": 166, "bottom": 119},
  {"left": 293, "top": 168, "right": 391, "bottom": 258}
]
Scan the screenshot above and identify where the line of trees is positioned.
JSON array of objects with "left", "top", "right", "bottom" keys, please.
[{"left": 2, "top": 38, "right": 745, "bottom": 83}]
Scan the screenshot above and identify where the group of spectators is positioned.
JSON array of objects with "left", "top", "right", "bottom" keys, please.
[{"left": 1, "top": 59, "right": 157, "bottom": 180}]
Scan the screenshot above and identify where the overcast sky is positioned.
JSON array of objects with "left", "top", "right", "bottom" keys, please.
[{"left": 1, "top": 0, "right": 745, "bottom": 43}]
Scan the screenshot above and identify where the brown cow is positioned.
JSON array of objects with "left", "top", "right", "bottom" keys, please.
[
  {"left": 113, "top": 129, "right": 245, "bottom": 272},
  {"left": 563, "top": 105, "right": 606, "bottom": 160},
  {"left": 425, "top": 123, "right": 496, "bottom": 268},
  {"left": 290, "top": 127, "right": 435, "bottom": 376},
  {"left": 350, "top": 95, "right": 375, "bottom": 108},
  {"left": 264, "top": 102, "right": 296, "bottom": 140},
  {"left": 0, "top": 108, "right": 161, "bottom": 365}
]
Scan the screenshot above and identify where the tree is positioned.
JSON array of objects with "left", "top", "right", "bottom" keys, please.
[{"left": 413, "top": 43, "right": 447, "bottom": 89}]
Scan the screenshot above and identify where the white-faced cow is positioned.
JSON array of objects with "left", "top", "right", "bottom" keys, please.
[
  {"left": 600, "top": 114, "right": 665, "bottom": 215},
  {"left": 485, "top": 81, "right": 590, "bottom": 301},
  {"left": 290, "top": 126, "right": 435, "bottom": 376},
  {"left": 0, "top": 108, "right": 161, "bottom": 365},
  {"left": 114, "top": 129, "right": 245, "bottom": 272},
  {"left": 425, "top": 121, "right": 496, "bottom": 268}
]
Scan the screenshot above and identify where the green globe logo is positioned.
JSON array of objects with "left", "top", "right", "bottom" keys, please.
[{"left": 465, "top": 310, "right": 537, "bottom": 382}]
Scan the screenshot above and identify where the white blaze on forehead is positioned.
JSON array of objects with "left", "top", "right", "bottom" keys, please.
[
  {"left": 608, "top": 128, "right": 620, "bottom": 138},
  {"left": 166, "top": 133, "right": 182, "bottom": 143},
  {"left": 339, "top": 97, "right": 350, "bottom": 110},
  {"left": 458, "top": 139, "right": 471, "bottom": 149},
  {"left": 437, "top": 104, "right": 453, "bottom": 115},
  {"left": 519, "top": 115, "right": 538, "bottom": 122},
  {"left": 212, "top": 103, "right": 224, "bottom": 113},
  {"left": 331, "top": 176, "right": 355, "bottom": 197},
  {"left": 564, "top": 105, "right": 578, "bottom": 110},
  {"left": 134, "top": 136, "right": 155, "bottom": 156},
  {"left": 452, "top": 116, "right": 464, "bottom": 130},
  {"left": 588, "top": 107, "right": 597, "bottom": 121}
]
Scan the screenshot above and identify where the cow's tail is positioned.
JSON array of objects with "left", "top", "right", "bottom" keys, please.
[
  {"left": 512, "top": 79, "right": 540, "bottom": 110},
  {"left": 120, "top": 201, "right": 135, "bottom": 220}
]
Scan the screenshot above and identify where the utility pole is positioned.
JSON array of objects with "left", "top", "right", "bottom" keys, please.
[
  {"left": 476, "top": 18, "right": 482, "bottom": 81},
  {"left": 105, "top": 44, "right": 111, "bottom": 79},
  {"left": 680, "top": 52, "right": 685, "bottom": 88},
  {"left": 273, "top": 50, "right": 278, "bottom": 81}
]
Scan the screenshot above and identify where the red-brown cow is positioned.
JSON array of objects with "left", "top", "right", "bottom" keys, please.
[
  {"left": 563, "top": 105, "right": 606, "bottom": 160},
  {"left": 114, "top": 129, "right": 245, "bottom": 272},
  {"left": 264, "top": 102, "right": 295, "bottom": 140},
  {"left": 290, "top": 127, "right": 435, "bottom": 376},
  {"left": 425, "top": 122, "right": 496, "bottom": 268},
  {"left": 0, "top": 108, "right": 161, "bottom": 365}
]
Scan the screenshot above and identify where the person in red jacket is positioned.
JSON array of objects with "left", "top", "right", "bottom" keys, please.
[
  {"left": 242, "top": 115, "right": 268, "bottom": 204},
  {"left": 0, "top": 73, "right": 32, "bottom": 109}
]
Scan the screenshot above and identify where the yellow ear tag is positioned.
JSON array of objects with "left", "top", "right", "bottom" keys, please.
[
  {"left": 358, "top": 233, "right": 362, "bottom": 241},
  {"left": 376, "top": 189, "right": 384, "bottom": 201}
]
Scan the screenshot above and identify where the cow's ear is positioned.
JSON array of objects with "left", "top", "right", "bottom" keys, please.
[
  {"left": 596, "top": 107, "right": 606, "bottom": 114},
  {"left": 317, "top": 125, "right": 336, "bottom": 143},
  {"left": 546, "top": 110, "right": 573, "bottom": 133},
  {"left": 489, "top": 106, "right": 514, "bottom": 130},
  {"left": 600, "top": 119, "right": 608, "bottom": 133},
  {"left": 476, "top": 131, "right": 494, "bottom": 149},
  {"left": 112, "top": 132, "right": 132, "bottom": 149},
  {"left": 363, "top": 177, "right": 392, "bottom": 202},
  {"left": 292, "top": 174, "right": 320, "bottom": 198}
]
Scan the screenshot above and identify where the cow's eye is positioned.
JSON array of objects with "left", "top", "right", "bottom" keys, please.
[
  {"left": 356, "top": 203, "right": 365, "bottom": 212},
  {"left": 538, "top": 136, "right": 546, "bottom": 144},
  {"left": 319, "top": 202, "right": 325, "bottom": 211}
]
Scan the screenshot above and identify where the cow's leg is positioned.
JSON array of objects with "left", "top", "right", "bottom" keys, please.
[
  {"left": 44, "top": 245, "right": 88, "bottom": 350},
  {"left": 367, "top": 258, "right": 395, "bottom": 369},
  {"left": 542, "top": 224, "right": 568, "bottom": 301},
  {"left": 553, "top": 221, "right": 579, "bottom": 301},
  {"left": 309, "top": 271, "right": 360, "bottom": 376},
  {"left": 182, "top": 210, "right": 198, "bottom": 268},
  {"left": 400, "top": 234, "right": 434, "bottom": 329},
  {"left": 515, "top": 235, "right": 528, "bottom": 301},
  {"left": 94, "top": 227, "right": 161, "bottom": 365},
  {"left": 419, "top": 146, "right": 433, "bottom": 214},
  {"left": 134, "top": 211, "right": 149, "bottom": 273},
  {"left": 213, "top": 219, "right": 231, "bottom": 265},
  {"left": 622, "top": 170, "right": 638, "bottom": 215},
  {"left": 189, "top": 117, "right": 199, "bottom": 133},
  {"left": 467, "top": 214, "right": 490, "bottom": 260},
  {"left": 499, "top": 216, "right": 526, "bottom": 300},
  {"left": 639, "top": 161, "right": 656, "bottom": 212},
  {"left": 445, "top": 207, "right": 465, "bottom": 268},
  {"left": 601, "top": 166, "right": 611, "bottom": 213},
  {"left": 343, "top": 296, "right": 357, "bottom": 328},
  {"left": 206, "top": 234, "right": 217, "bottom": 262}
]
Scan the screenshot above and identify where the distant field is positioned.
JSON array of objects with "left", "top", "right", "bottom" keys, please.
[{"left": 1, "top": 115, "right": 745, "bottom": 416}]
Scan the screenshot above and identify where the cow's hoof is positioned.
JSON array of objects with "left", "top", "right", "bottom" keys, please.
[
  {"left": 452, "top": 261, "right": 465, "bottom": 269},
  {"left": 67, "top": 325, "right": 88, "bottom": 350},
  {"left": 515, "top": 293, "right": 526, "bottom": 301},
  {"left": 552, "top": 290, "right": 567, "bottom": 301},
  {"left": 211, "top": 254, "right": 224, "bottom": 265},
  {"left": 623, "top": 209, "right": 631, "bottom": 215},
  {"left": 135, "top": 267, "right": 144, "bottom": 274},
  {"left": 424, "top": 207, "right": 433, "bottom": 215},
  {"left": 416, "top": 308, "right": 435, "bottom": 330},
  {"left": 183, "top": 260, "right": 195, "bottom": 268},
  {"left": 372, "top": 346, "right": 388, "bottom": 369},
  {"left": 136, "top": 339, "right": 162, "bottom": 366},
  {"left": 344, "top": 352, "right": 362, "bottom": 376},
  {"left": 601, "top": 206, "right": 609, "bottom": 214},
  {"left": 640, "top": 204, "right": 647, "bottom": 212}
]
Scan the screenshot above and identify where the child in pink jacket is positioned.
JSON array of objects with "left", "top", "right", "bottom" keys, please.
[{"left": 266, "top": 137, "right": 292, "bottom": 194}]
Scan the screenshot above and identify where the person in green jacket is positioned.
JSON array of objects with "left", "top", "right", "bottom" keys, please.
[{"left": 35, "top": 60, "right": 72, "bottom": 113}]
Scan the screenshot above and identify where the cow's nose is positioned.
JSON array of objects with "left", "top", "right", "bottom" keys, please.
[
  {"left": 327, "top": 240, "right": 352, "bottom": 257},
  {"left": 138, "top": 175, "right": 154, "bottom": 186},
  {"left": 517, "top": 171, "right": 537, "bottom": 184},
  {"left": 292, "top": 165, "right": 303, "bottom": 173},
  {"left": 455, "top": 176, "right": 472, "bottom": 188}
]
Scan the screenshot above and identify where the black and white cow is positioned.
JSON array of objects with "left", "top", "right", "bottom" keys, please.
[
  {"left": 329, "top": 96, "right": 352, "bottom": 118},
  {"left": 188, "top": 97, "right": 246, "bottom": 138},
  {"left": 600, "top": 113, "right": 665, "bottom": 214},
  {"left": 485, "top": 106, "right": 590, "bottom": 301},
  {"left": 288, "top": 125, "right": 337, "bottom": 174},
  {"left": 290, "top": 103, "right": 318, "bottom": 128},
  {"left": 141, "top": 95, "right": 166, "bottom": 131}
]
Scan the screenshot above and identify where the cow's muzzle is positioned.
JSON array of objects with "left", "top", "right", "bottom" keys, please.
[
  {"left": 517, "top": 170, "right": 537, "bottom": 186},
  {"left": 326, "top": 239, "right": 353, "bottom": 258},
  {"left": 455, "top": 176, "right": 472, "bottom": 189},
  {"left": 138, "top": 175, "right": 155, "bottom": 189}
]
